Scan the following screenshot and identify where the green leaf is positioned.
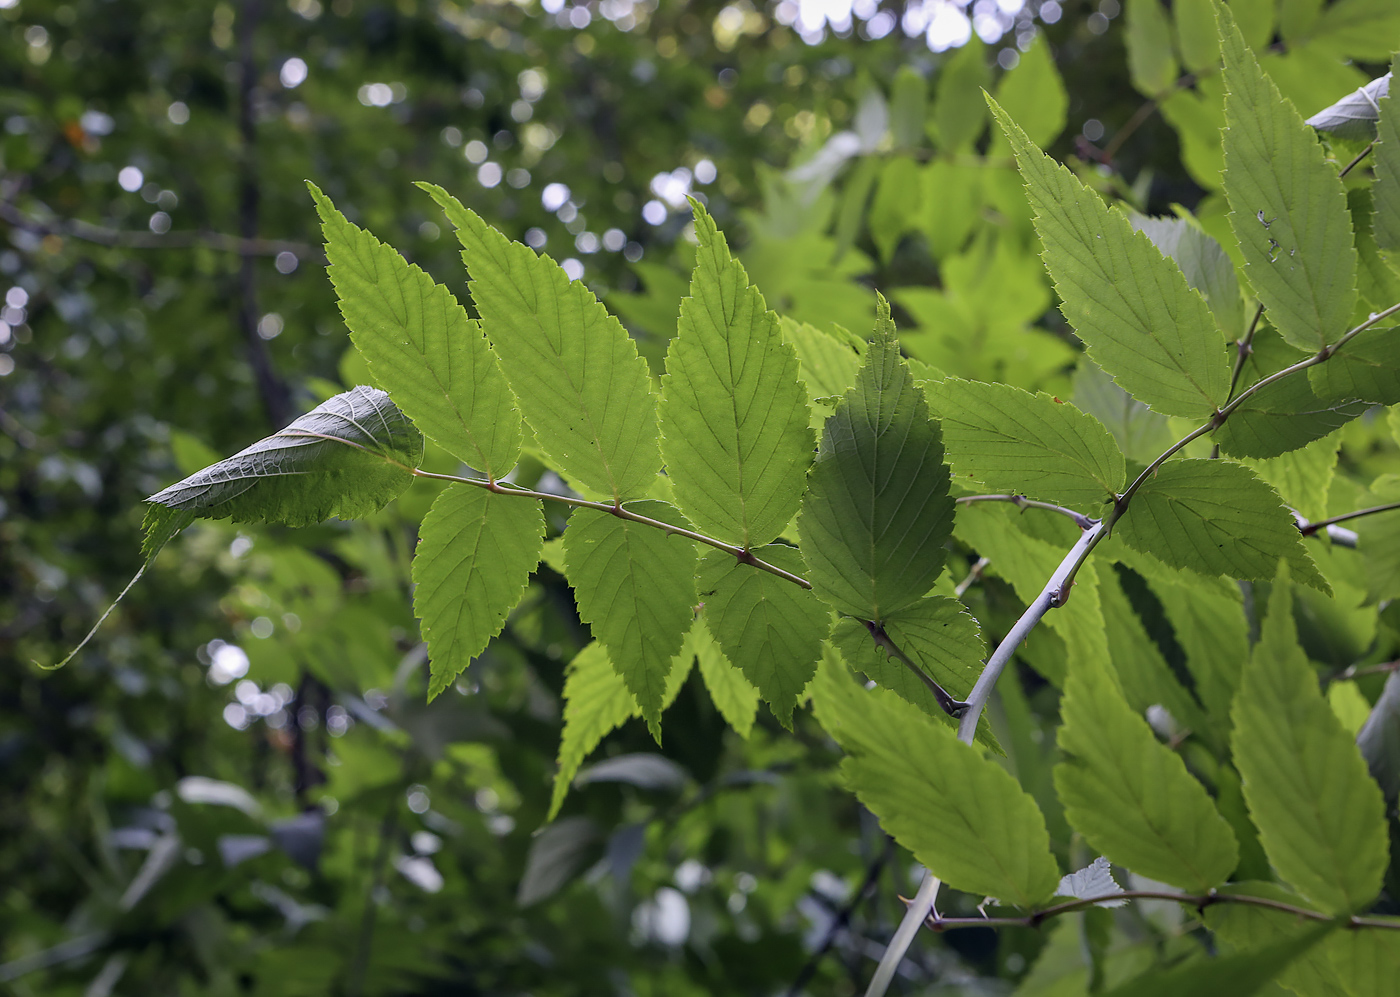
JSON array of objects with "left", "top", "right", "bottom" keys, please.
[
  {"left": 1072, "top": 360, "right": 1175, "bottom": 464},
  {"left": 659, "top": 202, "right": 813, "bottom": 549},
  {"left": 916, "top": 160, "right": 984, "bottom": 261},
  {"left": 1116, "top": 458, "right": 1327, "bottom": 590},
  {"left": 811, "top": 653, "right": 1060, "bottom": 908},
  {"left": 1126, "top": 0, "right": 1179, "bottom": 97},
  {"left": 563, "top": 500, "right": 698, "bottom": 736},
  {"left": 988, "top": 34, "right": 1067, "bottom": 154},
  {"left": 1133, "top": 215, "right": 1244, "bottom": 338},
  {"left": 930, "top": 36, "right": 989, "bottom": 151},
  {"left": 1214, "top": 326, "right": 1366, "bottom": 458},
  {"left": 990, "top": 98, "right": 1231, "bottom": 418},
  {"left": 955, "top": 501, "right": 1112, "bottom": 688},
  {"left": 548, "top": 632, "right": 697, "bottom": 820},
  {"left": 422, "top": 183, "right": 660, "bottom": 501},
  {"left": 1357, "top": 475, "right": 1400, "bottom": 602},
  {"left": 927, "top": 378, "right": 1124, "bottom": 512},
  {"left": 797, "top": 295, "right": 954, "bottom": 621},
  {"left": 1095, "top": 562, "right": 1212, "bottom": 745},
  {"left": 1328, "top": 918, "right": 1400, "bottom": 997},
  {"left": 1206, "top": 883, "right": 1352, "bottom": 997},
  {"left": 1219, "top": 6, "right": 1358, "bottom": 351},
  {"left": 780, "top": 316, "right": 863, "bottom": 405},
  {"left": 692, "top": 614, "right": 760, "bottom": 739},
  {"left": 1306, "top": 0, "right": 1400, "bottom": 62},
  {"left": 412, "top": 486, "right": 544, "bottom": 700},
  {"left": 869, "top": 156, "right": 921, "bottom": 263},
  {"left": 1055, "top": 654, "right": 1238, "bottom": 892},
  {"left": 1375, "top": 59, "right": 1400, "bottom": 252},
  {"left": 1310, "top": 327, "right": 1400, "bottom": 405},
  {"left": 1175, "top": 0, "right": 1220, "bottom": 74},
  {"left": 1240, "top": 431, "right": 1338, "bottom": 523},
  {"left": 889, "top": 66, "right": 927, "bottom": 151},
  {"left": 1100, "top": 920, "right": 1333, "bottom": 997},
  {"left": 1231, "top": 562, "right": 1389, "bottom": 914},
  {"left": 696, "top": 545, "right": 828, "bottom": 727},
  {"left": 309, "top": 183, "right": 520, "bottom": 479},
  {"left": 145, "top": 386, "right": 422, "bottom": 541}
]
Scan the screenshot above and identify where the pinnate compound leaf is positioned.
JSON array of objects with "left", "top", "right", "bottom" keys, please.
[
  {"left": 1116, "top": 458, "right": 1326, "bottom": 590},
  {"left": 1231, "top": 562, "right": 1389, "bottom": 914},
  {"left": 928, "top": 378, "right": 1123, "bottom": 512},
  {"left": 548, "top": 632, "right": 697, "bottom": 820},
  {"left": 309, "top": 184, "right": 520, "bottom": 478},
  {"left": 696, "top": 545, "right": 829, "bottom": 727},
  {"left": 990, "top": 99, "right": 1231, "bottom": 418},
  {"left": 563, "top": 501, "right": 698, "bottom": 737},
  {"left": 797, "top": 295, "right": 954, "bottom": 621},
  {"left": 660, "top": 201, "right": 813, "bottom": 548},
  {"left": 145, "top": 386, "right": 422, "bottom": 535},
  {"left": 1054, "top": 655, "right": 1238, "bottom": 892},
  {"left": 413, "top": 486, "right": 544, "bottom": 700},
  {"left": 811, "top": 655, "right": 1059, "bottom": 908},
  {"left": 1376, "top": 59, "right": 1400, "bottom": 252},
  {"left": 422, "top": 184, "right": 660, "bottom": 500},
  {"left": 1219, "top": 6, "right": 1358, "bottom": 350}
]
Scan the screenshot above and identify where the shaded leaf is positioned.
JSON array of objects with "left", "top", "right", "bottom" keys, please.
[
  {"left": 1101, "top": 920, "right": 1333, "bottom": 997},
  {"left": 1231, "top": 562, "right": 1389, "bottom": 913},
  {"left": 693, "top": 614, "right": 760, "bottom": 738},
  {"left": 1133, "top": 215, "right": 1244, "bottom": 338},
  {"left": 517, "top": 816, "right": 603, "bottom": 906},
  {"left": 696, "top": 545, "right": 828, "bottom": 727},
  {"left": 797, "top": 295, "right": 954, "bottom": 621},
  {"left": 1376, "top": 59, "right": 1400, "bottom": 252},
  {"left": 1072, "top": 360, "right": 1174, "bottom": 464}
]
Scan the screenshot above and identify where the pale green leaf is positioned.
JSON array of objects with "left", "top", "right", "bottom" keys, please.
[
  {"left": 1219, "top": 7, "right": 1358, "bottom": 351},
  {"left": 1161, "top": 78, "right": 1228, "bottom": 191},
  {"left": 422, "top": 183, "right": 660, "bottom": 500},
  {"left": 145, "top": 386, "right": 422, "bottom": 549},
  {"left": 988, "top": 34, "right": 1067, "bottom": 154},
  {"left": 413, "top": 486, "right": 544, "bottom": 700},
  {"left": 889, "top": 66, "right": 927, "bottom": 151},
  {"left": 917, "top": 160, "right": 984, "bottom": 261},
  {"left": 1055, "top": 654, "right": 1238, "bottom": 891},
  {"left": 779, "top": 316, "right": 863, "bottom": 403},
  {"left": 1206, "top": 883, "right": 1352, "bottom": 997},
  {"left": 1306, "top": 0, "right": 1400, "bottom": 62},
  {"left": 1072, "top": 359, "right": 1174, "bottom": 464},
  {"left": 696, "top": 545, "right": 828, "bottom": 727},
  {"left": 1376, "top": 59, "right": 1400, "bottom": 252},
  {"left": 1126, "top": 0, "right": 1179, "bottom": 97},
  {"left": 1116, "top": 458, "right": 1327, "bottom": 590},
  {"left": 930, "top": 36, "right": 989, "bottom": 151},
  {"left": 1240, "top": 431, "right": 1338, "bottom": 522},
  {"left": 659, "top": 202, "right": 814, "bottom": 549},
  {"left": 1175, "top": 0, "right": 1220, "bottom": 74},
  {"left": 692, "top": 614, "right": 760, "bottom": 738},
  {"left": 869, "top": 156, "right": 921, "bottom": 263},
  {"left": 563, "top": 500, "right": 698, "bottom": 735},
  {"left": 1279, "top": 0, "right": 1324, "bottom": 42},
  {"left": 309, "top": 184, "right": 520, "bottom": 478},
  {"left": 990, "top": 98, "right": 1231, "bottom": 418},
  {"left": 1357, "top": 474, "right": 1400, "bottom": 602},
  {"left": 1231, "top": 562, "right": 1389, "bottom": 914},
  {"left": 797, "top": 295, "right": 955, "bottom": 621},
  {"left": 928, "top": 377, "right": 1124, "bottom": 512},
  {"left": 811, "top": 654, "right": 1060, "bottom": 908},
  {"left": 548, "top": 629, "right": 698, "bottom": 819}
]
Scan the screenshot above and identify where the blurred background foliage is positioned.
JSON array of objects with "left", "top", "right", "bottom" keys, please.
[{"left": 4, "top": 0, "right": 1400, "bottom": 994}]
